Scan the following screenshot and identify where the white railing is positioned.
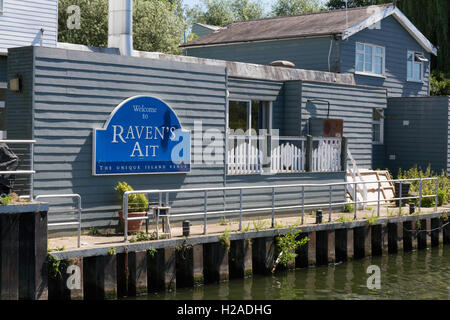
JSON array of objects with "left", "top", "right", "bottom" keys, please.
[
  {"left": 271, "top": 137, "right": 306, "bottom": 173},
  {"left": 346, "top": 149, "right": 368, "bottom": 207},
  {"left": 312, "top": 138, "right": 341, "bottom": 172},
  {"left": 227, "top": 136, "right": 263, "bottom": 175}
]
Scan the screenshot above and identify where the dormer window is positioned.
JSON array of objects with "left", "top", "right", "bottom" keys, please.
[
  {"left": 407, "top": 51, "right": 427, "bottom": 82},
  {"left": 355, "top": 42, "right": 385, "bottom": 76}
]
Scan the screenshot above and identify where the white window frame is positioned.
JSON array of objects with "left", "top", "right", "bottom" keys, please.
[
  {"left": 372, "top": 108, "right": 384, "bottom": 145},
  {"left": 355, "top": 42, "right": 385, "bottom": 77},
  {"left": 407, "top": 50, "right": 425, "bottom": 83}
]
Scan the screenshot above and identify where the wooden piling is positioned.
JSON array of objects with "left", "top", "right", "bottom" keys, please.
[
  {"left": 203, "top": 242, "right": 229, "bottom": 283},
  {"left": 128, "top": 251, "right": 147, "bottom": 296},
  {"left": 354, "top": 226, "right": 371, "bottom": 259},
  {"left": 443, "top": 217, "right": 450, "bottom": 245},
  {"left": 252, "top": 237, "right": 274, "bottom": 275},
  {"left": 295, "top": 232, "right": 309, "bottom": 267},
  {"left": 48, "top": 257, "right": 83, "bottom": 300},
  {"left": 0, "top": 213, "right": 19, "bottom": 300},
  {"left": 148, "top": 247, "right": 176, "bottom": 291},
  {"left": 430, "top": 218, "right": 440, "bottom": 247},
  {"left": 388, "top": 223, "right": 399, "bottom": 253},
  {"left": 83, "top": 254, "right": 117, "bottom": 300},
  {"left": 417, "top": 219, "right": 428, "bottom": 250},
  {"left": 335, "top": 229, "right": 347, "bottom": 262},
  {"left": 307, "top": 232, "right": 316, "bottom": 265},
  {"left": 229, "top": 239, "right": 252, "bottom": 278}
]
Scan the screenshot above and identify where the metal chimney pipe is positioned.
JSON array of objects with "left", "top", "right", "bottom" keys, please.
[{"left": 108, "top": 0, "right": 133, "bottom": 56}]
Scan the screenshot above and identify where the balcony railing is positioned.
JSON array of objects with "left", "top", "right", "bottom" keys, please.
[{"left": 227, "top": 135, "right": 345, "bottom": 175}]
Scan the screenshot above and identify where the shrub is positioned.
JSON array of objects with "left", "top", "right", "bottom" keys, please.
[
  {"left": 115, "top": 181, "right": 148, "bottom": 212},
  {"left": 397, "top": 166, "right": 449, "bottom": 207},
  {"left": 343, "top": 204, "right": 354, "bottom": 213}
]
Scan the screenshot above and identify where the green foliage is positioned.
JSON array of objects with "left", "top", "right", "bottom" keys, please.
[
  {"left": 336, "top": 215, "right": 354, "bottom": 223},
  {"left": 397, "top": 166, "right": 449, "bottom": 208},
  {"left": 364, "top": 214, "right": 379, "bottom": 225},
  {"left": 176, "top": 240, "right": 193, "bottom": 260},
  {"left": 107, "top": 247, "right": 116, "bottom": 255},
  {"left": 343, "top": 204, "right": 354, "bottom": 213},
  {"left": 47, "top": 255, "right": 69, "bottom": 280},
  {"left": 147, "top": 247, "right": 157, "bottom": 258},
  {"left": 252, "top": 218, "right": 268, "bottom": 231},
  {"left": 219, "top": 229, "right": 231, "bottom": 250},
  {"left": 219, "top": 216, "right": 230, "bottom": 226},
  {"left": 242, "top": 222, "right": 251, "bottom": 232},
  {"left": 187, "top": 0, "right": 264, "bottom": 27},
  {"left": 129, "top": 231, "right": 157, "bottom": 243},
  {"left": 0, "top": 195, "right": 12, "bottom": 205},
  {"left": 275, "top": 228, "right": 309, "bottom": 267},
  {"left": 430, "top": 71, "right": 450, "bottom": 96},
  {"left": 115, "top": 181, "right": 148, "bottom": 212},
  {"left": 58, "top": 0, "right": 187, "bottom": 55},
  {"left": 272, "top": 0, "right": 322, "bottom": 16},
  {"left": 88, "top": 227, "right": 100, "bottom": 236}
]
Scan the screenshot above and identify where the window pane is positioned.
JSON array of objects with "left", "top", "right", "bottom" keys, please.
[
  {"left": 374, "top": 56, "right": 383, "bottom": 74},
  {"left": 407, "top": 53, "right": 413, "bottom": 79},
  {"left": 228, "top": 101, "right": 249, "bottom": 133},
  {"left": 373, "top": 123, "right": 381, "bottom": 143},
  {"left": 251, "top": 101, "right": 261, "bottom": 133},
  {"left": 413, "top": 62, "right": 421, "bottom": 81},
  {"left": 356, "top": 43, "right": 364, "bottom": 52},
  {"left": 364, "top": 46, "right": 372, "bottom": 72},
  {"left": 375, "top": 47, "right": 383, "bottom": 55},
  {"left": 373, "top": 108, "right": 383, "bottom": 121},
  {"left": 356, "top": 53, "right": 364, "bottom": 72}
]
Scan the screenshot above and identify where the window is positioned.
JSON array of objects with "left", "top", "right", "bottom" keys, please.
[
  {"left": 372, "top": 108, "right": 384, "bottom": 144},
  {"left": 407, "top": 51, "right": 427, "bottom": 82},
  {"left": 0, "top": 0, "right": 3, "bottom": 13},
  {"left": 355, "top": 42, "right": 385, "bottom": 76},
  {"left": 228, "top": 100, "right": 270, "bottom": 135}
]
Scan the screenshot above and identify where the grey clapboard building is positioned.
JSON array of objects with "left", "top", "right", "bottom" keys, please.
[{"left": 183, "top": 3, "right": 449, "bottom": 174}]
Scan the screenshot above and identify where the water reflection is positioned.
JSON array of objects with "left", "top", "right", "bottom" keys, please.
[{"left": 134, "top": 246, "right": 449, "bottom": 300}]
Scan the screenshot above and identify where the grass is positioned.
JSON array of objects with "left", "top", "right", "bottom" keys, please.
[
  {"left": 252, "top": 218, "right": 268, "bottom": 231},
  {"left": 219, "top": 229, "right": 231, "bottom": 251},
  {"left": 336, "top": 215, "right": 355, "bottom": 223},
  {"left": 219, "top": 216, "right": 230, "bottom": 226},
  {"left": 129, "top": 231, "right": 157, "bottom": 243},
  {"left": 364, "top": 214, "right": 379, "bottom": 225},
  {"left": 343, "top": 204, "right": 355, "bottom": 213}
]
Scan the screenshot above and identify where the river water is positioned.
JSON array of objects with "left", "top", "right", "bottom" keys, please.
[{"left": 140, "top": 245, "right": 450, "bottom": 300}]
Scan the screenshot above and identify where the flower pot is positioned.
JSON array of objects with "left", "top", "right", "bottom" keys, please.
[{"left": 118, "top": 210, "right": 146, "bottom": 233}]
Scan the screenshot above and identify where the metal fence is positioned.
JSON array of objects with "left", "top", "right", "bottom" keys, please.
[{"left": 122, "top": 177, "right": 439, "bottom": 242}]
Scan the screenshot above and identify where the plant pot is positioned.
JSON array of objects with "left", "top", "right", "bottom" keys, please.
[{"left": 118, "top": 210, "right": 146, "bottom": 233}]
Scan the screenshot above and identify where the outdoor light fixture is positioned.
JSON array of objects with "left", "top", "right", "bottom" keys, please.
[
  {"left": 307, "top": 99, "right": 331, "bottom": 118},
  {"left": 9, "top": 76, "right": 22, "bottom": 92}
]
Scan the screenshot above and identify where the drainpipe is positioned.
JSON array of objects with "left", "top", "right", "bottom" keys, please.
[{"left": 108, "top": 0, "right": 133, "bottom": 56}]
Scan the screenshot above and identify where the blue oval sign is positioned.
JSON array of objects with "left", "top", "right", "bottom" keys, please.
[{"left": 93, "top": 96, "right": 191, "bottom": 175}]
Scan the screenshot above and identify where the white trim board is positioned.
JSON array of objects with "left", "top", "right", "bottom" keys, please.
[{"left": 343, "top": 6, "right": 437, "bottom": 56}]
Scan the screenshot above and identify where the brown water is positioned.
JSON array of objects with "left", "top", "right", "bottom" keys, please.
[{"left": 138, "top": 245, "right": 450, "bottom": 300}]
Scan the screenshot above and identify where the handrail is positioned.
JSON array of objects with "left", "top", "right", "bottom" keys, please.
[
  {"left": 36, "top": 194, "right": 82, "bottom": 248},
  {"left": 0, "top": 139, "right": 35, "bottom": 200},
  {"left": 122, "top": 177, "right": 439, "bottom": 242}
]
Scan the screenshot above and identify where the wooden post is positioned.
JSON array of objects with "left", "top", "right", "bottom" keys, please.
[
  {"left": 128, "top": 251, "right": 147, "bottom": 296},
  {"left": 252, "top": 237, "right": 274, "bottom": 275},
  {"left": 316, "top": 230, "right": 328, "bottom": 265},
  {"left": 388, "top": 223, "right": 398, "bottom": 253},
  {"left": 148, "top": 247, "right": 176, "bottom": 291},
  {"left": 340, "top": 137, "right": 348, "bottom": 172},
  {"left": 48, "top": 257, "right": 83, "bottom": 300},
  {"left": 83, "top": 254, "right": 117, "bottom": 300},
  {"left": 335, "top": 228, "right": 347, "bottom": 262},
  {"left": 229, "top": 239, "right": 252, "bottom": 278},
  {"left": 354, "top": 226, "right": 371, "bottom": 259},
  {"left": 305, "top": 135, "right": 313, "bottom": 172},
  {"left": 430, "top": 218, "right": 440, "bottom": 247},
  {"left": 0, "top": 213, "right": 20, "bottom": 300},
  {"left": 203, "top": 242, "right": 229, "bottom": 283},
  {"left": 307, "top": 232, "right": 316, "bottom": 265},
  {"left": 295, "top": 232, "right": 309, "bottom": 268}
]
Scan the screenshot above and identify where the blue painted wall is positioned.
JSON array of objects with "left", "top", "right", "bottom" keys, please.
[
  {"left": 385, "top": 97, "right": 449, "bottom": 175},
  {"left": 341, "top": 16, "right": 431, "bottom": 97}
]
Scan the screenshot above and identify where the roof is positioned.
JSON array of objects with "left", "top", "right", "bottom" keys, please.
[{"left": 182, "top": 3, "right": 437, "bottom": 56}]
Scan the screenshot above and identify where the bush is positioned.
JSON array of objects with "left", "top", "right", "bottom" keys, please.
[
  {"left": 343, "top": 204, "right": 354, "bottom": 213},
  {"left": 115, "top": 181, "right": 148, "bottom": 212},
  {"left": 397, "top": 166, "right": 449, "bottom": 207}
]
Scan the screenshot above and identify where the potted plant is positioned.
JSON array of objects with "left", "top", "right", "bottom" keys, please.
[{"left": 115, "top": 181, "right": 148, "bottom": 233}]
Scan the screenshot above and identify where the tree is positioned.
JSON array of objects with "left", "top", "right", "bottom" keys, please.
[
  {"left": 58, "top": 0, "right": 187, "bottom": 55},
  {"left": 271, "top": 0, "right": 322, "bottom": 17},
  {"left": 187, "top": 0, "right": 265, "bottom": 27},
  {"left": 326, "top": 0, "right": 388, "bottom": 10}
]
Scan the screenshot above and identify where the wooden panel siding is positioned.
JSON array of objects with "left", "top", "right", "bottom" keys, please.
[
  {"left": 340, "top": 16, "right": 431, "bottom": 98},
  {"left": 301, "top": 81, "right": 387, "bottom": 169},
  {"left": 186, "top": 36, "right": 340, "bottom": 72},
  {"left": 385, "top": 97, "right": 450, "bottom": 175},
  {"left": 0, "top": 0, "right": 58, "bottom": 52},
  {"left": 8, "top": 46, "right": 227, "bottom": 231},
  {"left": 227, "top": 78, "right": 283, "bottom": 102},
  {"left": 0, "top": 56, "right": 7, "bottom": 83}
]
